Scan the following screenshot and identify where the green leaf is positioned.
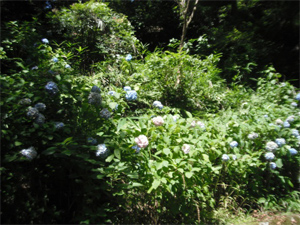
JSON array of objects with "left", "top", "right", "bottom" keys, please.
[
  {"left": 114, "top": 149, "right": 121, "bottom": 159},
  {"left": 43, "top": 147, "right": 57, "bottom": 155},
  {"left": 185, "top": 110, "right": 193, "bottom": 118},
  {"left": 131, "top": 182, "right": 143, "bottom": 187},
  {"left": 14, "top": 141, "right": 22, "bottom": 146},
  {"left": 202, "top": 154, "right": 210, "bottom": 162},
  {"left": 275, "top": 158, "right": 283, "bottom": 168},
  {"left": 163, "top": 148, "right": 171, "bottom": 155},
  {"left": 185, "top": 172, "right": 194, "bottom": 178},
  {"left": 105, "top": 154, "right": 114, "bottom": 162},
  {"left": 152, "top": 179, "right": 161, "bottom": 189}
]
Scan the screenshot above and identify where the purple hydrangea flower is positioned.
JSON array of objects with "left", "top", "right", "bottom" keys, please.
[
  {"left": 31, "top": 66, "right": 38, "bottom": 70},
  {"left": 19, "top": 98, "right": 32, "bottom": 105},
  {"left": 108, "top": 91, "right": 115, "bottom": 96}
]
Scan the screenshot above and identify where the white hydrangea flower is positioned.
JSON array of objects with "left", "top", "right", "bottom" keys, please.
[
  {"left": 248, "top": 132, "right": 259, "bottom": 140},
  {"left": 182, "top": 144, "right": 190, "bottom": 154},
  {"left": 266, "top": 141, "right": 279, "bottom": 152},
  {"left": 20, "top": 147, "right": 37, "bottom": 160},
  {"left": 275, "top": 119, "right": 283, "bottom": 125}
]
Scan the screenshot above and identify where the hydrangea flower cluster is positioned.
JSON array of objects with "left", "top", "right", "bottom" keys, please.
[
  {"left": 248, "top": 132, "right": 259, "bottom": 140},
  {"left": 108, "top": 91, "right": 115, "bottom": 96},
  {"left": 91, "top": 85, "right": 101, "bottom": 93},
  {"left": 191, "top": 121, "right": 206, "bottom": 131},
  {"left": 65, "top": 64, "right": 71, "bottom": 69},
  {"left": 20, "top": 147, "right": 37, "bottom": 160},
  {"left": 135, "top": 135, "right": 149, "bottom": 148},
  {"left": 123, "top": 86, "right": 131, "bottom": 91},
  {"left": 100, "top": 108, "right": 111, "bottom": 119},
  {"left": 96, "top": 144, "right": 109, "bottom": 158},
  {"left": 275, "top": 119, "right": 283, "bottom": 125},
  {"left": 291, "top": 102, "right": 298, "bottom": 107},
  {"left": 34, "top": 113, "right": 46, "bottom": 125},
  {"left": 270, "top": 162, "right": 277, "bottom": 170},
  {"left": 182, "top": 144, "right": 190, "bottom": 154},
  {"left": 34, "top": 103, "right": 46, "bottom": 112},
  {"left": 265, "top": 152, "right": 275, "bottom": 161},
  {"left": 291, "top": 129, "right": 299, "bottom": 137},
  {"left": 152, "top": 116, "right": 164, "bottom": 126},
  {"left": 289, "top": 148, "right": 298, "bottom": 156},
  {"left": 132, "top": 145, "right": 141, "bottom": 154},
  {"left": 126, "top": 54, "right": 132, "bottom": 61},
  {"left": 230, "top": 141, "right": 238, "bottom": 148},
  {"left": 265, "top": 141, "right": 278, "bottom": 152},
  {"left": 26, "top": 107, "right": 39, "bottom": 119},
  {"left": 286, "top": 115, "right": 295, "bottom": 123},
  {"left": 31, "top": 66, "right": 38, "bottom": 70},
  {"left": 52, "top": 57, "right": 58, "bottom": 63},
  {"left": 153, "top": 101, "right": 164, "bottom": 110},
  {"left": 275, "top": 138, "right": 286, "bottom": 147},
  {"left": 222, "top": 154, "right": 230, "bottom": 161},
  {"left": 19, "top": 98, "right": 32, "bottom": 105},
  {"left": 55, "top": 122, "right": 64, "bottom": 130},
  {"left": 45, "top": 81, "right": 59, "bottom": 95},
  {"left": 296, "top": 93, "right": 300, "bottom": 101},
  {"left": 87, "top": 137, "right": 97, "bottom": 145},
  {"left": 42, "top": 38, "right": 49, "bottom": 44},
  {"left": 88, "top": 85, "right": 101, "bottom": 105},
  {"left": 125, "top": 90, "right": 137, "bottom": 101},
  {"left": 283, "top": 121, "right": 290, "bottom": 128}
]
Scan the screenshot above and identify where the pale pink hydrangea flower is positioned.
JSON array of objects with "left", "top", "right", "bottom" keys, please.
[
  {"left": 152, "top": 116, "right": 164, "bottom": 126},
  {"left": 135, "top": 135, "right": 149, "bottom": 148},
  {"left": 182, "top": 144, "right": 190, "bottom": 154}
]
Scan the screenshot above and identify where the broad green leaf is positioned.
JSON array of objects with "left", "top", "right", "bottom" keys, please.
[
  {"left": 185, "top": 172, "right": 194, "bottom": 178},
  {"left": 131, "top": 182, "right": 143, "bottom": 187},
  {"left": 105, "top": 154, "right": 114, "bottom": 162},
  {"left": 163, "top": 148, "right": 171, "bottom": 155},
  {"left": 275, "top": 158, "right": 283, "bottom": 168},
  {"left": 114, "top": 149, "right": 121, "bottom": 159},
  {"left": 14, "top": 141, "right": 22, "bottom": 146},
  {"left": 43, "top": 147, "right": 57, "bottom": 155},
  {"left": 202, "top": 154, "right": 210, "bottom": 162}
]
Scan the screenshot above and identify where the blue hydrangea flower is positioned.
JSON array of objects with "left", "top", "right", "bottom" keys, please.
[
  {"left": 55, "top": 122, "right": 64, "bottom": 130},
  {"left": 275, "top": 138, "right": 286, "bottom": 147},
  {"left": 264, "top": 115, "right": 269, "bottom": 118},
  {"left": 52, "top": 57, "right": 58, "bottom": 63},
  {"left": 222, "top": 154, "right": 230, "bottom": 161},
  {"left": 31, "top": 66, "right": 38, "bottom": 70},
  {"left": 26, "top": 107, "right": 39, "bottom": 119},
  {"left": 265, "top": 152, "right": 275, "bottom": 161},
  {"left": 91, "top": 85, "right": 101, "bottom": 93},
  {"left": 45, "top": 81, "right": 59, "bottom": 95},
  {"left": 123, "top": 86, "right": 131, "bottom": 91},
  {"left": 232, "top": 155, "right": 237, "bottom": 160},
  {"left": 266, "top": 141, "right": 278, "bottom": 152},
  {"left": 88, "top": 92, "right": 102, "bottom": 105},
  {"left": 289, "top": 148, "right": 298, "bottom": 156},
  {"left": 286, "top": 115, "right": 295, "bottom": 123},
  {"left": 126, "top": 54, "right": 132, "bottom": 61},
  {"left": 270, "top": 162, "right": 277, "bottom": 170},
  {"left": 291, "top": 129, "right": 299, "bottom": 137},
  {"left": 100, "top": 108, "right": 111, "bottom": 119},
  {"left": 45, "top": 1, "right": 52, "bottom": 9},
  {"left": 125, "top": 90, "right": 137, "bottom": 101},
  {"left": 230, "top": 141, "right": 238, "bottom": 148},
  {"left": 108, "top": 91, "right": 115, "bottom": 96},
  {"left": 65, "top": 64, "right": 71, "bottom": 69},
  {"left": 34, "top": 113, "right": 45, "bottom": 125},
  {"left": 87, "top": 137, "right": 97, "bottom": 145},
  {"left": 153, "top": 101, "right": 164, "bottom": 109},
  {"left": 296, "top": 93, "right": 300, "bottom": 101},
  {"left": 20, "top": 147, "right": 37, "bottom": 160},
  {"left": 132, "top": 145, "right": 141, "bottom": 153},
  {"left": 34, "top": 103, "right": 46, "bottom": 112},
  {"left": 41, "top": 38, "right": 49, "bottom": 44},
  {"left": 283, "top": 121, "right": 290, "bottom": 128},
  {"left": 19, "top": 98, "right": 32, "bottom": 105},
  {"left": 291, "top": 102, "right": 298, "bottom": 107},
  {"left": 96, "top": 144, "right": 109, "bottom": 158}
]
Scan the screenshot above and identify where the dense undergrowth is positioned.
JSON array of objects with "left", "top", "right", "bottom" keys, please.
[{"left": 1, "top": 1, "right": 299, "bottom": 224}]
